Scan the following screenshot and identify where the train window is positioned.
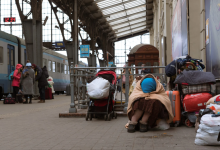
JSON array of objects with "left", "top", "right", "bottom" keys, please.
[
  {"left": 61, "top": 64, "right": 64, "bottom": 73},
  {"left": 57, "top": 62, "right": 60, "bottom": 73},
  {"left": 0, "top": 47, "right": 3, "bottom": 63},
  {"left": 52, "top": 61, "right": 56, "bottom": 72},
  {"left": 64, "top": 65, "right": 67, "bottom": 74},
  {"left": 48, "top": 60, "right": 52, "bottom": 72},
  {"left": 43, "top": 59, "right": 47, "bottom": 67},
  {"left": 67, "top": 65, "right": 69, "bottom": 74}
]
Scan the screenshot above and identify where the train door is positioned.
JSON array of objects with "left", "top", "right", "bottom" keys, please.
[{"left": 7, "top": 45, "right": 15, "bottom": 75}]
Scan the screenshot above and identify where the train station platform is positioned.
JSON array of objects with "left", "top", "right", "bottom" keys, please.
[{"left": 0, "top": 95, "right": 218, "bottom": 150}]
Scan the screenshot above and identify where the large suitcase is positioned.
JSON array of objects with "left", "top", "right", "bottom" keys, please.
[
  {"left": 4, "top": 97, "right": 15, "bottom": 104},
  {"left": 181, "top": 84, "right": 211, "bottom": 95},
  {"left": 166, "top": 91, "right": 181, "bottom": 126},
  {"left": 183, "top": 93, "right": 212, "bottom": 112},
  {"left": 45, "top": 88, "right": 52, "bottom": 100}
]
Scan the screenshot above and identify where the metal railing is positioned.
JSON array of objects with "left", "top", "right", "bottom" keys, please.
[{"left": 68, "top": 62, "right": 167, "bottom": 113}]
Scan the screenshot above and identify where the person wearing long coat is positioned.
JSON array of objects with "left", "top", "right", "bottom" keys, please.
[{"left": 20, "top": 62, "right": 35, "bottom": 104}]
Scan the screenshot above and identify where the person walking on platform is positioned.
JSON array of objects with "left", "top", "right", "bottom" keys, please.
[
  {"left": 12, "top": 64, "right": 23, "bottom": 102},
  {"left": 20, "top": 60, "right": 35, "bottom": 104},
  {"left": 32, "top": 64, "right": 49, "bottom": 103}
]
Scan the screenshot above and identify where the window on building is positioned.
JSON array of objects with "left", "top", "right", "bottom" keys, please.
[
  {"left": 64, "top": 64, "right": 67, "bottom": 74},
  {"left": 0, "top": 47, "right": 3, "bottom": 63},
  {"left": 61, "top": 64, "right": 64, "bottom": 73},
  {"left": 48, "top": 60, "right": 52, "bottom": 72},
  {"left": 43, "top": 59, "right": 47, "bottom": 67},
  {"left": 57, "top": 62, "right": 60, "bottom": 73},
  {"left": 52, "top": 61, "right": 56, "bottom": 72}
]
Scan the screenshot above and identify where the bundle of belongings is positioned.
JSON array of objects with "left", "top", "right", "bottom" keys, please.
[
  {"left": 194, "top": 95, "right": 220, "bottom": 146},
  {"left": 165, "top": 55, "right": 205, "bottom": 77}
]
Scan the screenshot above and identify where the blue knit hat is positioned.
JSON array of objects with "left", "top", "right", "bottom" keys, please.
[{"left": 141, "top": 78, "right": 156, "bottom": 93}]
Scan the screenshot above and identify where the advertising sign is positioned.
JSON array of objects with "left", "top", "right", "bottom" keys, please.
[
  {"left": 80, "top": 45, "right": 90, "bottom": 58},
  {"left": 209, "top": 0, "right": 220, "bottom": 78},
  {"left": 55, "top": 41, "right": 65, "bottom": 48},
  {"left": 171, "top": 0, "right": 182, "bottom": 60},
  {"left": 205, "top": 0, "right": 211, "bottom": 72},
  {"left": 181, "top": 0, "right": 188, "bottom": 56},
  {"left": 171, "top": 0, "right": 188, "bottom": 60},
  {"left": 4, "top": 17, "right": 16, "bottom": 22}
]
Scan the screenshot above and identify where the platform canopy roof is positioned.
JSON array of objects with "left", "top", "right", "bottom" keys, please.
[
  {"left": 51, "top": 0, "right": 153, "bottom": 42},
  {"left": 95, "top": 0, "right": 153, "bottom": 41}
]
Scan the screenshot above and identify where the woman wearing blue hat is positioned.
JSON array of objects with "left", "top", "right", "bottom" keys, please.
[
  {"left": 126, "top": 74, "right": 174, "bottom": 133},
  {"left": 20, "top": 60, "right": 35, "bottom": 104}
]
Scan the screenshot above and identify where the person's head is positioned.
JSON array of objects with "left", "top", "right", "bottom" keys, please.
[
  {"left": 141, "top": 64, "right": 145, "bottom": 70},
  {"left": 26, "top": 60, "right": 32, "bottom": 68},
  {"left": 32, "top": 63, "right": 36, "bottom": 70},
  {"left": 141, "top": 78, "right": 156, "bottom": 93}
]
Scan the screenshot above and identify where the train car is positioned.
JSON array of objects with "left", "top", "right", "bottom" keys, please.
[{"left": 0, "top": 30, "right": 87, "bottom": 99}]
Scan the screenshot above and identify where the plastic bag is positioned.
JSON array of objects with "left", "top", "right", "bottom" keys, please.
[
  {"left": 7, "top": 93, "right": 12, "bottom": 98},
  {"left": 207, "top": 104, "right": 220, "bottom": 110},
  {"left": 87, "top": 77, "right": 110, "bottom": 99},
  {"left": 195, "top": 123, "right": 220, "bottom": 145},
  {"left": 154, "top": 119, "right": 170, "bottom": 130}
]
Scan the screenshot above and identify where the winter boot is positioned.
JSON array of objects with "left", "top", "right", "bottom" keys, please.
[
  {"left": 139, "top": 121, "right": 148, "bottom": 132},
  {"left": 127, "top": 121, "right": 137, "bottom": 133}
]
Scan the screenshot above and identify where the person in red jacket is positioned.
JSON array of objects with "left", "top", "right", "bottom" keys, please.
[{"left": 12, "top": 64, "right": 23, "bottom": 101}]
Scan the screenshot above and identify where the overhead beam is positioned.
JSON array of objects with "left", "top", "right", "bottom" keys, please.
[
  {"left": 100, "top": 0, "right": 137, "bottom": 10},
  {"left": 103, "top": 4, "right": 146, "bottom": 17},
  {"left": 116, "top": 25, "right": 146, "bottom": 35},
  {"left": 112, "top": 16, "right": 146, "bottom": 29},
  {"left": 107, "top": 10, "right": 146, "bottom": 23},
  {"left": 113, "top": 21, "right": 147, "bottom": 32},
  {"left": 116, "top": 29, "right": 149, "bottom": 41}
]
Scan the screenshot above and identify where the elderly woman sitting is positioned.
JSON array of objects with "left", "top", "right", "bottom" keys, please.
[{"left": 127, "top": 74, "right": 174, "bottom": 133}]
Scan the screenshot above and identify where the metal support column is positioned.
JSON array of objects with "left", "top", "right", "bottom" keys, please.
[
  {"left": 10, "top": 0, "right": 12, "bottom": 34},
  {"left": 69, "top": 0, "right": 78, "bottom": 113},
  {"left": 70, "top": 62, "right": 77, "bottom": 113}
]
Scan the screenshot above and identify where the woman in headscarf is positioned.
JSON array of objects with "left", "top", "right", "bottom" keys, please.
[
  {"left": 20, "top": 60, "right": 35, "bottom": 104},
  {"left": 127, "top": 74, "right": 174, "bottom": 133}
]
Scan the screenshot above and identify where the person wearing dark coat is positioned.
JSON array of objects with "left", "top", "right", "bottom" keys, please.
[{"left": 32, "top": 64, "right": 49, "bottom": 103}]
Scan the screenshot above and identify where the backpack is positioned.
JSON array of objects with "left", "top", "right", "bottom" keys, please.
[
  {"left": 8, "top": 71, "right": 14, "bottom": 81},
  {"left": 165, "top": 60, "right": 176, "bottom": 77}
]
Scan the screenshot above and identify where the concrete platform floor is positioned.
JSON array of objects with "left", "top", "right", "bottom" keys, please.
[{"left": 0, "top": 95, "right": 219, "bottom": 150}]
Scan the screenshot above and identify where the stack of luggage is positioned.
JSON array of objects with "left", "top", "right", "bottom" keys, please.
[{"left": 165, "top": 55, "right": 216, "bottom": 127}]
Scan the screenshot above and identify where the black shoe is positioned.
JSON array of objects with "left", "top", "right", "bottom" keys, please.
[
  {"left": 23, "top": 101, "right": 28, "bottom": 104},
  {"left": 127, "top": 123, "right": 137, "bottom": 133},
  {"left": 139, "top": 122, "right": 148, "bottom": 132}
]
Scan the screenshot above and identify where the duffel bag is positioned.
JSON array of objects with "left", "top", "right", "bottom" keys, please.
[
  {"left": 183, "top": 93, "right": 212, "bottom": 112},
  {"left": 87, "top": 77, "right": 110, "bottom": 99}
]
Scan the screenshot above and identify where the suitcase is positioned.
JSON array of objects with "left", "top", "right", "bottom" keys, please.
[
  {"left": 4, "top": 97, "right": 15, "bottom": 104},
  {"left": 45, "top": 88, "right": 52, "bottom": 99},
  {"left": 166, "top": 91, "right": 181, "bottom": 127},
  {"left": 183, "top": 93, "right": 212, "bottom": 112}
]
